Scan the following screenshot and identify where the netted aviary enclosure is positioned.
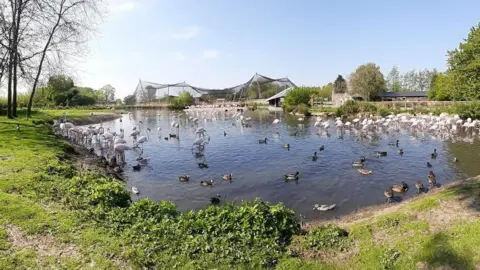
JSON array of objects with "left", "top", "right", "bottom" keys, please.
[{"left": 133, "top": 73, "right": 296, "bottom": 103}]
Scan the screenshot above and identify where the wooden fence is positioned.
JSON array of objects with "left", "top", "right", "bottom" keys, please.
[{"left": 369, "top": 101, "right": 471, "bottom": 109}]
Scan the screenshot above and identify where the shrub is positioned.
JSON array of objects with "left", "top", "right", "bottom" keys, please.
[
  {"left": 335, "top": 100, "right": 359, "bottom": 116},
  {"left": 454, "top": 101, "right": 480, "bottom": 119},
  {"left": 304, "top": 224, "right": 350, "bottom": 251},
  {"left": 284, "top": 87, "right": 312, "bottom": 107},
  {"left": 296, "top": 104, "right": 310, "bottom": 116}
]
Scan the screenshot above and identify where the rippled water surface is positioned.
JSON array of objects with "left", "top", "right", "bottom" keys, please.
[{"left": 87, "top": 109, "right": 480, "bottom": 220}]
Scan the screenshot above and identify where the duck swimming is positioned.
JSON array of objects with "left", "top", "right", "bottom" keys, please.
[
  {"left": 198, "top": 162, "right": 209, "bottom": 169},
  {"left": 222, "top": 174, "right": 233, "bottom": 181},
  {"left": 178, "top": 175, "right": 190, "bottom": 182},
  {"left": 431, "top": 149, "right": 437, "bottom": 159},
  {"left": 313, "top": 204, "right": 336, "bottom": 211},
  {"left": 312, "top": 152, "right": 318, "bottom": 161},
  {"left": 319, "top": 145, "right": 325, "bottom": 151},
  {"left": 282, "top": 144, "right": 290, "bottom": 149},
  {"left": 284, "top": 171, "right": 300, "bottom": 181},
  {"left": 392, "top": 181, "right": 409, "bottom": 193},
  {"left": 376, "top": 151, "right": 388, "bottom": 157},
  {"left": 428, "top": 171, "right": 436, "bottom": 188},
  {"left": 358, "top": 169, "right": 373, "bottom": 175},
  {"left": 388, "top": 140, "right": 399, "bottom": 146},
  {"left": 200, "top": 179, "right": 214, "bottom": 186},
  {"left": 132, "top": 164, "right": 141, "bottom": 171},
  {"left": 398, "top": 149, "right": 404, "bottom": 156},
  {"left": 384, "top": 188, "right": 394, "bottom": 203},
  {"left": 210, "top": 194, "right": 221, "bottom": 205},
  {"left": 453, "top": 157, "right": 458, "bottom": 163},
  {"left": 415, "top": 181, "right": 424, "bottom": 194},
  {"left": 427, "top": 162, "right": 432, "bottom": 168},
  {"left": 259, "top": 138, "right": 268, "bottom": 144},
  {"left": 352, "top": 156, "right": 366, "bottom": 167},
  {"left": 131, "top": 186, "right": 139, "bottom": 194}
]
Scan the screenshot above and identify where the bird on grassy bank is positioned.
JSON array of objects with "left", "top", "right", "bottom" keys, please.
[
  {"left": 210, "top": 194, "right": 221, "bottom": 205},
  {"left": 284, "top": 171, "right": 299, "bottom": 181},
  {"left": 415, "top": 181, "right": 424, "bottom": 194},
  {"left": 178, "top": 175, "right": 190, "bottom": 182},
  {"left": 16, "top": 124, "right": 20, "bottom": 132},
  {"left": 200, "top": 179, "right": 214, "bottom": 187}
]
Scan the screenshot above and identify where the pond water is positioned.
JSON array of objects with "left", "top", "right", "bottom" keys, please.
[{"left": 87, "top": 109, "right": 480, "bottom": 221}]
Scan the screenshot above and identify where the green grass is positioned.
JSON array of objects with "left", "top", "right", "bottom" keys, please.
[{"left": 1, "top": 108, "right": 480, "bottom": 269}]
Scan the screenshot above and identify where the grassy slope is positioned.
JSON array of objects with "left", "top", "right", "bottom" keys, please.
[
  {"left": 279, "top": 179, "right": 480, "bottom": 269},
  {"left": 0, "top": 111, "right": 129, "bottom": 269},
  {"left": 1, "top": 109, "right": 480, "bottom": 269}
]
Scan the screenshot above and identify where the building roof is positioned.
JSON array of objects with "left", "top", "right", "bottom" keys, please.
[
  {"left": 377, "top": 91, "right": 428, "bottom": 97},
  {"left": 265, "top": 87, "right": 294, "bottom": 102}
]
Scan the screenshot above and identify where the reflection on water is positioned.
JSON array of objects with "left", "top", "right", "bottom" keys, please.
[{"left": 86, "top": 109, "right": 480, "bottom": 220}]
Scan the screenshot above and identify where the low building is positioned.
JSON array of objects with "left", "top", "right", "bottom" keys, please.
[
  {"left": 376, "top": 92, "right": 428, "bottom": 101},
  {"left": 265, "top": 87, "right": 293, "bottom": 108}
]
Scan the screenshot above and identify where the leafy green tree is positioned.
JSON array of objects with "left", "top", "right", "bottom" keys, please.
[
  {"left": 46, "top": 75, "right": 78, "bottom": 105},
  {"left": 99, "top": 84, "right": 116, "bottom": 103},
  {"left": 284, "top": 87, "right": 313, "bottom": 106},
  {"left": 333, "top": 75, "right": 348, "bottom": 93},
  {"left": 123, "top": 95, "right": 137, "bottom": 105},
  {"left": 446, "top": 22, "right": 480, "bottom": 100},
  {"left": 386, "top": 66, "right": 403, "bottom": 92},
  {"left": 349, "top": 63, "right": 386, "bottom": 101},
  {"left": 318, "top": 83, "right": 333, "bottom": 99},
  {"left": 143, "top": 85, "right": 157, "bottom": 102},
  {"left": 429, "top": 73, "right": 458, "bottom": 101},
  {"left": 177, "top": 91, "right": 195, "bottom": 106}
]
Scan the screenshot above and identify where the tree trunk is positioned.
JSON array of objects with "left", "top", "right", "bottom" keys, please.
[
  {"left": 12, "top": 0, "right": 23, "bottom": 117},
  {"left": 26, "top": 16, "right": 62, "bottom": 118},
  {"left": 7, "top": 40, "right": 13, "bottom": 119}
]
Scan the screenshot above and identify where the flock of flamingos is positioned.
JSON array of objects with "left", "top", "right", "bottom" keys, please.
[{"left": 50, "top": 104, "right": 479, "bottom": 208}]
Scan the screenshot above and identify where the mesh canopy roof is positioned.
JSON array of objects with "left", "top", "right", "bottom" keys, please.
[{"left": 133, "top": 73, "right": 296, "bottom": 102}]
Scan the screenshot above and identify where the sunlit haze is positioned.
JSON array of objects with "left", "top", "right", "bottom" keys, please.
[{"left": 77, "top": 0, "right": 480, "bottom": 99}]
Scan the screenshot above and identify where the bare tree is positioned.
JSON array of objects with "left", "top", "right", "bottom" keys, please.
[{"left": 25, "top": 0, "right": 104, "bottom": 117}]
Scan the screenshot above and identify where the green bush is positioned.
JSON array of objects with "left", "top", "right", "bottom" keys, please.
[
  {"left": 304, "top": 224, "right": 350, "bottom": 251},
  {"left": 335, "top": 100, "right": 359, "bottom": 116},
  {"left": 296, "top": 104, "right": 310, "bottom": 116},
  {"left": 284, "top": 87, "right": 313, "bottom": 107},
  {"left": 454, "top": 101, "right": 480, "bottom": 119}
]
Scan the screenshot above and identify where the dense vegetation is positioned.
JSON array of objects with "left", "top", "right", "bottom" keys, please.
[
  {"left": 0, "top": 75, "right": 117, "bottom": 116},
  {"left": 429, "top": 23, "right": 480, "bottom": 101},
  {"left": 333, "top": 100, "right": 480, "bottom": 119}
]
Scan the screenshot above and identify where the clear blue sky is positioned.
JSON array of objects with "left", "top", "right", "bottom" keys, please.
[{"left": 78, "top": 0, "right": 480, "bottom": 98}]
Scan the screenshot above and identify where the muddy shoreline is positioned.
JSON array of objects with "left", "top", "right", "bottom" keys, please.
[{"left": 310, "top": 175, "right": 480, "bottom": 227}]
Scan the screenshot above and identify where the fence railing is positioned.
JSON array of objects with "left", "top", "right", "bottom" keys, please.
[{"left": 369, "top": 101, "right": 471, "bottom": 109}]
